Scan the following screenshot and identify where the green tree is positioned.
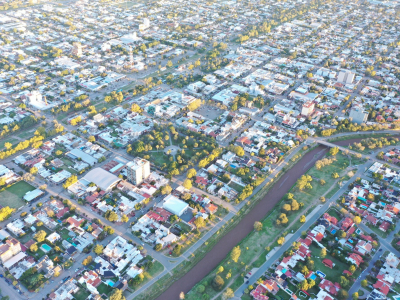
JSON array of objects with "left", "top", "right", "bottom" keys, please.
[
  {"left": 212, "top": 275, "right": 225, "bottom": 291},
  {"left": 361, "top": 280, "right": 368, "bottom": 287},
  {"left": 173, "top": 245, "right": 182, "bottom": 256},
  {"left": 194, "top": 217, "right": 205, "bottom": 229}
]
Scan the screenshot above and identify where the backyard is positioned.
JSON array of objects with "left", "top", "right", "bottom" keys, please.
[
  {"left": 0, "top": 180, "right": 35, "bottom": 208},
  {"left": 73, "top": 288, "right": 90, "bottom": 300}
]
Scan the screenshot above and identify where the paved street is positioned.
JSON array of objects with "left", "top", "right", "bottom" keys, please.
[{"left": 234, "top": 158, "right": 373, "bottom": 297}]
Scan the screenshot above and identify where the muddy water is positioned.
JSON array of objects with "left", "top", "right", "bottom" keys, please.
[{"left": 155, "top": 136, "right": 392, "bottom": 300}]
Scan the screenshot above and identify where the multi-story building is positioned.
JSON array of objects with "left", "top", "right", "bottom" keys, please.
[
  {"left": 301, "top": 101, "right": 315, "bottom": 117},
  {"left": 71, "top": 42, "right": 82, "bottom": 57},
  {"left": 126, "top": 158, "right": 150, "bottom": 185},
  {"left": 0, "top": 238, "right": 21, "bottom": 263}
]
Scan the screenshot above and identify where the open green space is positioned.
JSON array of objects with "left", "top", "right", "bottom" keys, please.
[
  {"left": 0, "top": 181, "right": 35, "bottom": 209},
  {"left": 183, "top": 152, "right": 351, "bottom": 300},
  {"left": 148, "top": 151, "right": 170, "bottom": 167},
  {"left": 61, "top": 228, "right": 71, "bottom": 240},
  {"left": 228, "top": 182, "right": 245, "bottom": 193},
  {"left": 129, "top": 260, "right": 164, "bottom": 291}
]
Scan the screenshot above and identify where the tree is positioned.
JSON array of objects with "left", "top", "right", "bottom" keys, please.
[
  {"left": 320, "top": 179, "right": 326, "bottom": 185},
  {"left": 4, "top": 142, "right": 12, "bottom": 150},
  {"left": 179, "top": 292, "right": 185, "bottom": 300},
  {"left": 349, "top": 265, "right": 356, "bottom": 274},
  {"left": 299, "top": 279, "right": 309, "bottom": 291},
  {"left": 230, "top": 246, "right": 241, "bottom": 262},
  {"left": 187, "top": 168, "right": 197, "bottom": 179},
  {"left": 155, "top": 244, "right": 162, "bottom": 251},
  {"left": 110, "top": 289, "right": 126, "bottom": 300},
  {"left": 23, "top": 173, "right": 35, "bottom": 182},
  {"left": 254, "top": 221, "right": 262, "bottom": 231},
  {"left": 353, "top": 216, "right": 361, "bottom": 224},
  {"left": 30, "top": 243, "right": 38, "bottom": 252},
  {"left": 276, "top": 213, "right": 289, "bottom": 225},
  {"left": 338, "top": 289, "right": 348, "bottom": 300},
  {"left": 173, "top": 245, "right": 182, "bottom": 256},
  {"left": 105, "top": 210, "right": 119, "bottom": 222},
  {"left": 212, "top": 275, "right": 225, "bottom": 291},
  {"left": 94, "top": 244, "right": 104, "bottom": 255},
  {"left": 339, "top": 276, "right": 349, "bottom": 288},
  {"left": 167, "top": 60, "right": 173, "bottom": 68},
  {"left": 131, "top": 103, "right": 142, "bottom": 113},
  {"left": 353, "top": 292, "right": 359, "bottom": 300},
  {"left": 0, "top": 207, "right": 14, "bottom": 221},
  {"left": 121, "top": 214, "right": 129, "bottom": 223},
  {"left": 301, "top": 266, "right": 309, "bottom": 276},
  {"left": 88, "top": 136, "right": 95, "bottom": 142},
  {"left": 320, "top": 248, "right": 327, "bottom": 258},
  {"left": 223, "top": 288, "right": 234, "bottom": 299},
  {"left": 34, "top": 230, "right": 46, "bottom": 243},
  {"left": 161, "top": 185, "right": 172, "bottom": 195},
  {"left": 329, "top": 147, "right": 339, "bottom": 156},
  {"left": 216, "top": 266, "right": 224, "bottom": 274},
  {"left": 194, "top": 217, "right": 205, "bottom": 229},
  {"left": 277, "top": 236, "right": 285, "bottom": 245},
  {"left": 332, "top": 172, "right": 339, "bottom": 179},
  {"left": 361, "top": 279, "right": 368, "bottom": 287},
  {"left": 197, "top": 285, "right": 206, "bottom": 293},
  {"left": 182, "top": 179, "right": 192, "bottom": 190},
  {"left": 300, "top": 215, "right": 306, "bottom": 223},
  {"left": 82, "top": 256, "right": 92, "bottom": 266}
]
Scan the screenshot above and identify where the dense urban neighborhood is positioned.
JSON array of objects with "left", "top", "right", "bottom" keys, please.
[{"left": 0, "top": 0, "right": 400, "bottom": 300}]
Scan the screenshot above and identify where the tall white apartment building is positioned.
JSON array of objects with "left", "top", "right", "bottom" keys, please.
[{"left": 126, "top": 158, "right": 150, "bottom": 185}]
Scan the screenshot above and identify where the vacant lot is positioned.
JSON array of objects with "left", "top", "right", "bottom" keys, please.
[{"left": 0, "top": 181, "right": 35, "bottom": 208}]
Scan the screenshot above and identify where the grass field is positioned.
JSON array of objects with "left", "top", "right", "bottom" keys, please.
[
  {"left": 148, "top": 151, "right": 170, "bottom": 167},
  {"left": 97, "top": 282, "right": 114, "bottom": 296},
  {"left": 0, "top": 181, "right": 35, "bottom": 208}
]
